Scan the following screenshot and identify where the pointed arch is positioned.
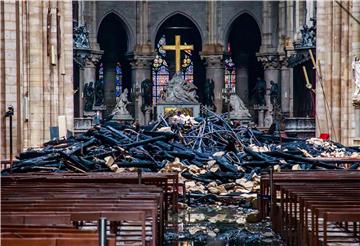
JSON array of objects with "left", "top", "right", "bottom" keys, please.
[
  {"left": 224, "top": 11, "right": 262, "bottom": 48},
  {"left": 97, "top": 11, "right": 132, "bottom": 113},
  {"left": 224, "top": 11, "right": 263, "bottom": 119},
  {"left": 97, "top": 10, "right": 134, "bottom": 51},
  {"left": 152, "top": 11, "right": 203, "bottom": 50},
  {"left": 151, "top": 12, "right": 206, "bottom": 104}
]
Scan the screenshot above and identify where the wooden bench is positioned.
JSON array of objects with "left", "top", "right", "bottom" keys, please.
[
  {"left": 2, "top": 196, "right": 161, "bottom": 245},
  {"left": 260, "top": 170, "right": 360, "bottom": 246},
  {"left": 3, "top": 171, "right": 181, "bottom": 214},
  {"left": 1, "top": 173, "right": 167, "bottom": 246}
]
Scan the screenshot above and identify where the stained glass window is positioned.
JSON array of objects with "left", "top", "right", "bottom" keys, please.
[
  {"left": 224, "top": 57, "right": 236, "bottom": 89},
  {"left": 182, "top": 53, "right": 193, "bottom": 83},
  {"left": 115, "top": 62, "right": 122, "bottom": 99},
  {"left": 182, "top": 63, "right": 193, "bottom": 83},
  {"left": 152, "top": 55, "right": 169, "bottom": 104}
]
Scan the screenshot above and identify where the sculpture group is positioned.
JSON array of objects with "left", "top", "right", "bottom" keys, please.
[
  {"left": 112, "top": 88, "right": 132, "bottom": 120},
  {"left": 161, "top": 73, "right": 198, "bottom": 104}
]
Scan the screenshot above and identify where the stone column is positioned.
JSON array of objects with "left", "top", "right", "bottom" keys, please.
[
  {"left": 257, "top": 53, "right": 281, "bottom": 127},
  {"left": 352, "top": 0, "right": 360, "bottom": 143},
  {"left": 79, "top": 50, "right": 102, "bottom": 116},
  {"left": 236, "top": 65, "right": 248, "bottom": 105},
  {"left": 258, "top": 108, "right": 265, "bottom": 127},
  {"left": 235, "top": 53, "right": 249, "bottom": 105},
  {"left": 144, "top": 106, "right": 152, "bottom": 125},
  {"left": 83, "top": 1, "right": 99, "bottom": 50},
  {"left": 130, "top": 54, "right": 153, "bottom": 124},
  {"left": 203, "top": 54, "right": 224, "bottom": 113},
  {"left": 280, "top": 58, "right": 290, "bottom": 116},
  {"left": 261, "top": 1, "right": 274, "bottom": 51}
]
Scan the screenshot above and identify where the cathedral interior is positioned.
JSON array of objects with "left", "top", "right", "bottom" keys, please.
[
  {"left": 1, "top": 1, "right": 360, "bottom": 246},
  {"left": 2, "top": 0, "right": 360, "bottom": 154}
]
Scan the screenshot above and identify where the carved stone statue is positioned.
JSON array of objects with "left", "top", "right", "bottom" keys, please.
[
  {"left": 352, "top": 56, "right": 360, "bottom": 100},
  {"left": 84, "top": 82, "right": 94, "bottom": 111},
  {"left": 73, "top": 24, "right": 90, "bottom": 49},
  {"left": 141, "top": 79, "right": 153, "bottom": 108},
  {"left": 294, "top": 18, "right": 316, "bottom": 49},
  {"left": 270, "top": 80, "right": 280, "bottom": 107},
  {"left": 94, "top": 79, "right": 104, "bottom": 106},
  {"left": 254, "top": 77, "right": 266, "bottom": 106},
  {"left": 160, "top": 89, "right": 167, "bottom": 101},
  {"left": 229, "top": 94, "right": 251, "bottom": 119},
  {"left": 204, "top": 79, "right": 215, "bottom": 107},
  {"left": 162, "top": 73, "right": 198, "bottom": 103},
  {"left": 112, "top": 88, "right": 132, "bottom": 119}
]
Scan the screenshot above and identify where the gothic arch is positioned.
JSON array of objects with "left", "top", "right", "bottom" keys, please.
[
  {"left": 97, "top": 11, "right": 132, "bottom": 114},
  {"left": 151, "top": 11, "right": 204, "bottom": 50},
  {"left": 97, "top": 10, "right": 135, "bottom": 51},
  {"left": 224, "top": 12, "right": 263, "bottom": 116},
  {"left": 224, "top": 11, "right": 262, "bottom": 49}
]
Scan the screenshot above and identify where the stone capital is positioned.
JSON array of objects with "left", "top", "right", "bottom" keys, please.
[
  {"left": 256, "top": 52, "right": 286, "bottom": 70},
  {"left": 201, "top": 54, "right": 224, "bottom": 68},
  {"left": 128, "top": 53, "right": 155, "bottom": 70},
  {"left": 202, "top": 43, "right": 224, "bottom": 55},
  {"left": 74, "top": 48, "right": 103, "bottom": 68},
  {"left": 84, "top": 52, "right": 103, "bottom": 67},
  {"left": 279, "top": 54, "right": 288, "bottom": 68}
]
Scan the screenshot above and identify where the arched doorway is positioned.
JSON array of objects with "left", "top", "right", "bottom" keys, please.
[
  {"left": 153, "top": 14, "right": 205, "bottom": 103},
  {"left": 97, "top": 13, "right": 130, "bottom": 114},
  {"left": 226, "top": 13, "right": 263, "bottom": 117}
]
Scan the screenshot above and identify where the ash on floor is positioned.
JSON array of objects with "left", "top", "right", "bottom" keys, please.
[{"left": 165, "top": 206, "right": 286, "bottom": 246}]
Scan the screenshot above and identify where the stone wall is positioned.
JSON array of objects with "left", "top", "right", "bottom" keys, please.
[
  {"left": 0, "top": 1, "right": 74, "bottom": 159},
  {"left": 93, "top": 1, "right": 262, "bottom": 52},
  {"left": 316, "top": 0, "right": 360, "bottom": 145}
]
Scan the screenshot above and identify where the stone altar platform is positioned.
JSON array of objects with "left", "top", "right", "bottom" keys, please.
[
  {"left": 156, "top": 103, "right": 200, "bottom": 118},
  {"left": 230, "top": 113, "right": 252, "bottom": 125},
  {"left": 284, "top": 117, "right": 315, "bottom": 138}
]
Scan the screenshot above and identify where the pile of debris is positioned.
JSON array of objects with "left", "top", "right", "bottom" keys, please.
[
  {"left": 3, "top": 110, "right": 360, "bottom": 201},
  {"left": 165, "top": 205, "right": 284, "bottom": 245}
]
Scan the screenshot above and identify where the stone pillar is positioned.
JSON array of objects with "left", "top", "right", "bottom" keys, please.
[
  {"left": 203, "top": 54, "right": 224, "bottom": 113},
  {"left": 280, "top": 58, "right": 291, "bottom": 116},
  {"left": 83, "top": 1, "right": 99, "bottom": 50},
  {"left": 144, "top": 106, "right": 152, "bottom": 125},
  {"left": 130, "top": 54, "right": 153, "bottom": 124},
  {"left": 258, "top": 108, "right": 265, "bottom": 128},
  {"left": 352, "top": 0, "right": 360, "bottom": 143},
  {"left": 236, "top": 65, "right": 248, "bottom": 105},
  {"left": 261, "top": 1, "right": 274, "bottom": 51},
  {"left": 235, "top": 53, "right": 249, "bottom": 105},
  {"left": 1, "top": 0, "right": 74, "bottom": 155},
  {"left": 78, "top": 50, "right": 102, "bottom": 116},
  {"left": 257, "top": 53, "right": 281, "bottom": 127}
]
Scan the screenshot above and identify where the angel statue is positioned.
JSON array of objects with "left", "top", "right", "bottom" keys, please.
[
  {"left": 229, "top": 94, "right": 251, "bottom": 118},
  {"left": 157, "top": 35, "right": 166, "bottom": 57}
]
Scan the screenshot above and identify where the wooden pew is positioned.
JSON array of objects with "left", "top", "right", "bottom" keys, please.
[
  {"left": 1, "top": 173, "right": 167, "bottom": 246},
  {"left": 259, "top": 170, "right": 360, "bottom": 246},
  {"left": 2, "top": 171, "right": 181, "bottom": 214}
]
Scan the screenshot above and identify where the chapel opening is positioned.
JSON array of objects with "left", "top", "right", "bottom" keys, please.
[
  {"left": 97, "top": 13, "right": 131, "bottom": 114},
  {"left": 153, "top": 13, "right": 205, "bottom": 104},
  {"left": 226, "top": 13, "right": 263, "bottom": 118}
]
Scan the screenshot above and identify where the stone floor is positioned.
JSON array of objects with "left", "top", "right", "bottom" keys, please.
[{"left": 164, "top": 205, "right": 286, "bottom": 246}]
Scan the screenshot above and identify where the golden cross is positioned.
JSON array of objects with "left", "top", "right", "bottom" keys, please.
[{"left": 161, "top": 35, "right": 194, "bottom": 73}]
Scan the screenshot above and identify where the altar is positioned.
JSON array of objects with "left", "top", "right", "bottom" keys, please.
[
  {"left": 155, "top": 72, "right": 201, "bottom": 118},
  {"left": 155, "top": 35, "right": 201, "bottom": 118},
  {"left": 156, "top": 103, "right": 200, "bottom": 118}
]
